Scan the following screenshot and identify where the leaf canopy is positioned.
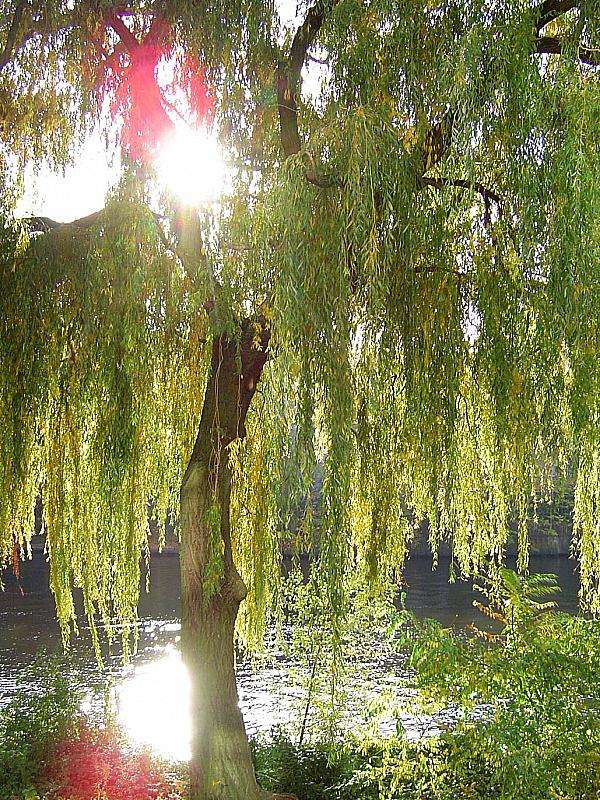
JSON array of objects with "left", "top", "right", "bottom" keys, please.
[{"left": 0, "top": 0, "right": 598, "bottom": 648}]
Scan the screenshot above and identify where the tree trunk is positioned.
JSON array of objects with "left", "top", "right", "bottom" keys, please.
[{"left": 180, "top": 318, "right": 269, "bottom": 800}]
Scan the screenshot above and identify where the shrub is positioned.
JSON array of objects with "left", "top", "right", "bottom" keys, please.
[
  {"left": 0, "top": 655, "right": 82, "bottom": 800},
  {"left": 390, "top": 569, "right": 600, "bottom": 800},
  {"left": 252, "top": 733, "right": 370, "bottom": 800},
  {"left": 43, "top": 726, "right": 168, "bottom": 800}
]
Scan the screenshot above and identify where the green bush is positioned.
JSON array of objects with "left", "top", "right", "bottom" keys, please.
[
  {"left": 388, "top": 569, "right": 600, "bottom": 799},
  {"left": 251, "top": 732, "right": 371, "bottom": 800},
  {"left": 254, "top": 571, "right": 600, "bottom": 800},
  {"left": 0, "top": 655, "right": 82, "bottom": 800}
]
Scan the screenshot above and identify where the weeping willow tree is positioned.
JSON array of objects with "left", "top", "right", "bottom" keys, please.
[{"left": 1, "top": 0, "right": 599, "bottom": 798}]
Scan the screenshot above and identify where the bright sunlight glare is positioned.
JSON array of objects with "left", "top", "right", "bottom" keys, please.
[
  {"left": 154, "top": 126, "right": 227, "bottom": 207},
  {"left": 114, "top": 645, "right": 294, "bottom": 761},
  {"left": 117, "top": 647, "right": 192, "bottom": 761}
]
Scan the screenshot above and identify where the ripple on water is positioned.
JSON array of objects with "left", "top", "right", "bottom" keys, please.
[{"left": 0, "top": 553, "right": 580, "bottom": 759}]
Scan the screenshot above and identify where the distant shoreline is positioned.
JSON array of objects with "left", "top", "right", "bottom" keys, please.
[{"left": 27, "top": 535, "right": 573, "bottom": 559}]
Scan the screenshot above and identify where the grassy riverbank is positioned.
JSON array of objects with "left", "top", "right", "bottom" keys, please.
[{"left": 2, "top": 570, "right": 599, "bottom": 800}]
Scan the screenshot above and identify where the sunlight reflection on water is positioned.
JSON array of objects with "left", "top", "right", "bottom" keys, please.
[
  {"left": 0, "top": 554, "right": 580, "bottom": 760},
  {"left": 115, "top": 651, "right": 466, "bottom": 761},
  {"left": 117, "top": 646, "right": 191, "bottom": 760},
  {"left": 115, "top": 643, "right": 314, "bottom": 760},
  {"left": 111, "top": 638, "right": 444, "bottom": 761}
]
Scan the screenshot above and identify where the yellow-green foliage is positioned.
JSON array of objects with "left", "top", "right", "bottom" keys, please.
[
  {"left": 0, "top": 201, "right": 209, "bottom": 652},
  {"left": 0, "top": 0, "right": 599, "bottom": 649}
]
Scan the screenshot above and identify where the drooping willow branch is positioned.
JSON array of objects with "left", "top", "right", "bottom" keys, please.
[
  {"left": 273, "top": 0, "right": 590, "bottom": 196},
  {"left": 22, "top": 206, "right": 221, "bottom": 313},
  {"left": 0, "top": 2, "right": 80, "bottom": 73},
  {"left": 419, "top": 177, "right": 507, "bottom": 274}
]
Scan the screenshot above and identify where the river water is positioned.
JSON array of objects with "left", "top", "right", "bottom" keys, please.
[{"left": 0, "top": 552, "right": 580, "bottom": 759}]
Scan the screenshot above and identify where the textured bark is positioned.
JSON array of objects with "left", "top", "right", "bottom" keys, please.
[{"left": 180, "top": 317, "right": 269, "bottom": 800}]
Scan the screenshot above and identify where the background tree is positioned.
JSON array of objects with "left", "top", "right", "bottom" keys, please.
[{"left": 0, "top": 1, "right": 599, "bottom": 799}]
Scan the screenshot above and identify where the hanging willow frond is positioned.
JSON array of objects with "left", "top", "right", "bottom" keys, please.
[{"left": 0, "top": 0, "right": 598, "bottom": 652}]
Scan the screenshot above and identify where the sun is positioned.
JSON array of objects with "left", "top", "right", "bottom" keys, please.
[{"left": 154, "top": 125, "right": 226, "bottom": 207}]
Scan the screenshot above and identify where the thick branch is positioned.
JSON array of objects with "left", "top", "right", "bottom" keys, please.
[
  {"left": 22, "top": 210, "right": 104, "bottom": 232},
  {"left": 22, "top": 207, "right": 220, "bottom": 314},
  {"left": 535, "top": 0, "right": 578, "bottom": 33},
  {"left": 23, "top": 206, "right": 179, "bottom": 252},
  {"left": 103, "top": 11, "right": 139, "bottom": 52},
  {"left": 535, "top": 35, "right": 599, "bottom": 66},
  {"left": 307, "top": 53, "right": 329, "bottom": 65},
  {"left": 0, "top": 1, "right": 28, "bottom": 71},
  {"left": 276, "top": 0, "right": 342, "bottom": 187},
  {"left": 420, "top": 177, "right": 502, "bottom": 209},
  {"left": 277, "top": 1, "right": 329, "bottom": 157}
]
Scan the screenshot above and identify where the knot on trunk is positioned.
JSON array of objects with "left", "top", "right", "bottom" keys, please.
[
  {"left": 224, "top": 568, "right": 248, "bottom": 605},
  {"left": 208, "top": 315, "right": 270, "bottom": 447}
]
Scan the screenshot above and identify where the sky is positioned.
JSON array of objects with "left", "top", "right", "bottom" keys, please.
[
  {"left": 15, "top": 128, "right": 118, "bottom": 222},
  {"left": 16, "top": 132, "right": 118, "bottom": 222}
]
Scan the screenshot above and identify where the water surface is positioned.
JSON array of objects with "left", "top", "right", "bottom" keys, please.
[{"left": 0, "top": 552, "right": 580, "bottom": 758}]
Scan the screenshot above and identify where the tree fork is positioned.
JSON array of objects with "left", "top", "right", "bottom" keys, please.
[{"left": 180, "top": 316, "right": 270, "bottom": 800}]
